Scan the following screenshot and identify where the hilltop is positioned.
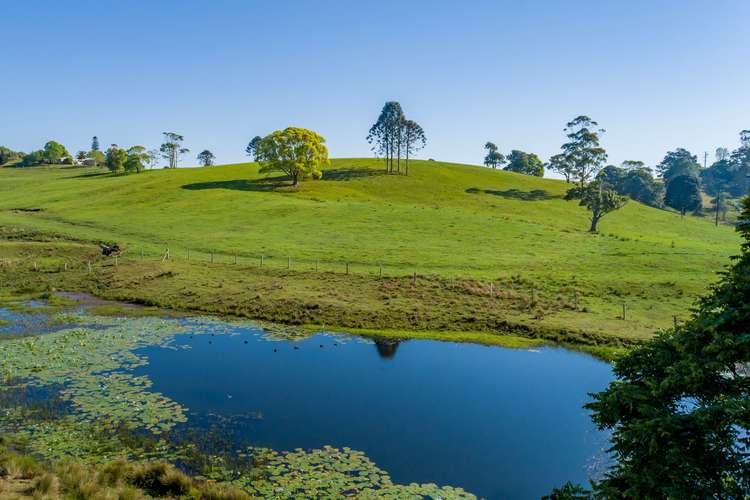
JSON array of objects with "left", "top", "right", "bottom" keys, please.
[{"left": 0, "top": 159, "right": 739, "bottom": 353}]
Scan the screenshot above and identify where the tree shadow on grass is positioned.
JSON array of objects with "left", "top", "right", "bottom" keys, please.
[
  {"left": 65, "top": 171, "right": 112, "bottom": 179},
  {"left": 466, "top": 187, "right": 561, "bottom": 201},
  {"left": 322, "top": 168, "right": 385, "bottom": 181},
  {"left": 181, "top": 175, "right": 292, "bottom": 192}
]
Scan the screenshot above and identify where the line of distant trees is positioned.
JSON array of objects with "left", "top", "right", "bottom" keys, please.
[{"left": 472, "top": 116, "right": 750, "bottom": 227}]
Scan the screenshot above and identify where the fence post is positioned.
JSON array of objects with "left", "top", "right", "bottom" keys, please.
[
  {"left": 140, "top": 247, "right": 144, "bottom": 260},
  {"left": 187, "top": 249, "right": 190, "bottom": 261},
  {"left": 490, "top": 282, "right": 494, "bottom": 296},
  {"left": 622, "top": 302, "right": 626, "bottom": 320},
  {"left": 234, "top": 253, "right": 237, "bottom": 265},
  {"left": 87, "top": 261, "right": 92, "bottom": 274},
  {"left": 260, "top": 255, "right": 264, "bottom": 267},
  {"left": 114, "top": 255, "right": 118, "bottom": 267},
  {"left": 412, "top": 271, "right": 417, "bottom": 285},
  {"left": 210, "top": 252, "right": 214, "bottom": 263},
  {"left": 34, "top": 261, "right": 37, "bottom": 271},
  {"left": 287, "top": 257, "right": 291, "bottom": 270},
  {"left": 315, "top": 260, "right": 319, "bottom": 272},
  {"left": 379, "top": 265, "right": 383, "bottom": 278},
  {"left": 673, "top": 315, "right": 678, "bottom": 328},
  {"left": 574, "top": 290, "right": 579, "bottom": 310},
  {"left": 346, "top": 263, "right": 350, "bottom": 274}
]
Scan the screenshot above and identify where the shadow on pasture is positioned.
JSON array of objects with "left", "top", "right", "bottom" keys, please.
[
  {"left": 322, "top": 168, "right": 384, "bottom": 181},
  {"left": 181, "top": 175, "right": 292, "bottom": 192},
  {"left": 65, "top": 171, "right": 112, "bottom": 179},
  {"left": 465, "top": 187, "right": 561, "bottom": 201}
]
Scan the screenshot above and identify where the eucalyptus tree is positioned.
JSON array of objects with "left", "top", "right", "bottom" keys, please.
[
  {"left": 561, "top": 115, "right": 607, "bottom": 187},
  {"left": 565, "top": 179, "right": 627, "bottom": 232},
  {"left": 197, "top": 150, "right": 215, "bottom": 167},
  {"left": 367, "top": 101, "right": 405, "bottom": 174},
  {"left": 483, "top": 142, "right": 505, "bottom": 169},
  {"left": 159, "top": 132, "right": 189, "bottom": 168},
  {"left": 547, "top": 153, "right": 575, "bottom": 183},
  {"left": 125, "top": 146, "right": 149, "bottom": 173},
  {"left": 403, "top": 119, "right": 426, "bottom": 176}
]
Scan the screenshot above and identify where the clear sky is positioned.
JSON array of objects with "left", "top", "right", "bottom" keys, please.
[{"left": 3, "top": 0, "right": 749, "bottom": 173}]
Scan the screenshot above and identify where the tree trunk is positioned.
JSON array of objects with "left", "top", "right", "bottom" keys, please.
[
  {"left": 589, "top": 215, "right": 600, "bottom": 233},
  {"left": 292, "top": 171, "right": 299, "bottom": 187}
]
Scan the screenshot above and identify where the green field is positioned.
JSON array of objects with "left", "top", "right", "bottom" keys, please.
[{"left": 0, "top": 159, "right": 740, "bottom": 346}]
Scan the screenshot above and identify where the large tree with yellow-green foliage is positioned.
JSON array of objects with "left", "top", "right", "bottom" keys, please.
[{"left": 256, "top": 127, "right": 329, "bottom": 186}]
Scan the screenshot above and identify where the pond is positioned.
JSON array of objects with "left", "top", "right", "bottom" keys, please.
[
  {"left": 134, "top": 318, "right": 613, "bottom": 499},
  {"left": 0, "top": 302, "right": 614, "bottom": 499}
]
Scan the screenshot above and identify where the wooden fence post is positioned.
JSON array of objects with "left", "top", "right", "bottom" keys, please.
[
  {"left": 210, "top": 252, "right": 214, "bottom": 263},
  {"left": 114, "top": 255, "right": 118, "bottom": 267},
  {"left": 260, "top": 255, "right": 264, "bottom": 267},
  {"left": 187, "top": 249, "right": 190, "bottom": 261},
  {"left": 87, "top": 261, "right": 92, "bottom": 274},
  {"left": 234, "top": 253, "right": 237, "bottom": 265},
  {"left": 379, "top": 265, "right": 383, "bottom": 278},
  {"left": 346, "top": 263, "right": 350, "bottom": 274},
  {"left": 574, "top": 290, "right": 579, "bottom": 310},
  {"left": 315, "top": 260, "right": 319, "bottom": 272},
  {"left": 287, "top": 257, "right": 291, "bottom": 270},
  {"left": 412, "top": 271, "right": 417, "bottom": 284},
  {"left": 622, "top": 302, "right": 626, "bottom": 320}
]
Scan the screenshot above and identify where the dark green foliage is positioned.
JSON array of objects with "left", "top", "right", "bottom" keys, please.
[
  {"left": 542, "top": 482, "right": 592, "bottom": 499},
  {"left": 503, "top": 150, "right": 544, "bottom": 177},
  {"left": 587, "top": 195, "right": 750, "bottom": 498},
  {"left": 245, "top": 136, "right": 262, "bottom": 160},
  {"left": 656, "top": 148, "right": 700, "bottom": 182},
  {"left": 665, "top": 174, "right": 702, "bottom": 215},
  {"left": 565, "top": 179, "right": 627, "bottom": 232},
  {"left": 0, "top": 146, "right": 23, "bottom": 165},
  {"left": 599, "top": 163, "right": 664, "bottom": 208},
  {"left": 483, "top": 142, "right": 505, "bottom": 169},
  {"left": 19, "top": 150, "right": 46, "bottom": 167},
  {"left": 197, "top": 149, "right": 215, "bottom": 167}
]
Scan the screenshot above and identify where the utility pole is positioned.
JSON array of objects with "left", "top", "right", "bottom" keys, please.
[{"left": 703, "top": 151, "right": 708, "bottom": 169}]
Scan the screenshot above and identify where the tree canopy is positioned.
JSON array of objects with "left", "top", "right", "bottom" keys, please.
[
  {"left": 256, "top": 127, "right": 329, "bottom": 186},
  {"left": 599, "top": 162, "right": 664, "bottom": 208},
  {"left": 564, "top": 179, "right": 627, "bottom": 232},
  {"left": 159, "top": 132, "right": 189, "bottom": 168},
  {"left": 503, "top": 150, "right": 544, "bottom": 177},
  {"left": 483, "top": 142, "right": 505, "bottom": 169},
  {"left": 584, "top": 194, "right": 750, "bottom": 498},
  {"left": 245, "top": 136, "right": 262, "bottom": 160},
  {"left": 197, "top": 150, "right": 215, "bottom": 167},
  {"left": 560, "top": 115, "right": 607, "bottom": 187},
  {"left": 665, "top": 174, "right": 702, "bottom": 215},
  {"left": 656, "top": 148, "right": 700, "bottom": 182},
  {"left": 367, "top": 101, "right": 425, "bottom": 175}
]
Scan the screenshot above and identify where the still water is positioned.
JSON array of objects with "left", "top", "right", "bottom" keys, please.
[{"left": 135, "top": 319, "right": 613, "bottom": 499}]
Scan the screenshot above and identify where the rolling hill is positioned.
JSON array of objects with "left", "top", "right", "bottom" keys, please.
[{"left": 0, "top": 159, "right": 740, "bottom": 347}]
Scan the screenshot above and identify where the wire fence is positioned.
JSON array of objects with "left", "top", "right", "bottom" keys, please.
[{"left": 1, "top": 244, "right": 670, "bottom": 324}]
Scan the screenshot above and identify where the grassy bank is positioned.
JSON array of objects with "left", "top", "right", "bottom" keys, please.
[{"left": 0, "top": 159, "right": 739, "bottom": 348}]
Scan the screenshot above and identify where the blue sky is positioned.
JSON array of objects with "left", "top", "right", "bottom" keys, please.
[{"left": 3, "top": 0, "right": 749, "bottom": 172}]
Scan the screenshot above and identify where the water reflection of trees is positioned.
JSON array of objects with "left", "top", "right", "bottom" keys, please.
[{"left": 374, "top": 339, "right": 401, "bottom": 359}]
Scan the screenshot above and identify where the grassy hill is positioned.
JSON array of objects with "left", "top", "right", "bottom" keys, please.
[{"left": 0, "top": 159, "right": 740, "bottom": 349}]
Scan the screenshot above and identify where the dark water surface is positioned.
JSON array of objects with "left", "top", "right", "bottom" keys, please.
[{"left": 135, "top": 320, "right": 613, "bottom": 499}]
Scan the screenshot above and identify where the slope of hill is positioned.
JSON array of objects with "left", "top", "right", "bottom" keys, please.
[{"left": 0, "top": 159, "right": 740, "bottom": 348}]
